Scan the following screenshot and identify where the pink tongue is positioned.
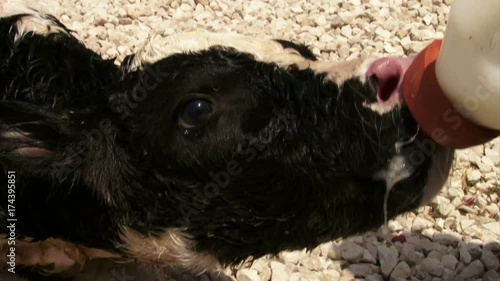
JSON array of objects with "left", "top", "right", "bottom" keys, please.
[{"left": 366, "top": 57, "right": 415, "bottom": 103}]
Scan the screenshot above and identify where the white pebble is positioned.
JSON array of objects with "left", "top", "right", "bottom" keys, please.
[
  {"left": 347, "top": 263, "right": 373, "bottom": 277},
  {"left": 421, "top": 257, "right": 444, "bottom": 277},
  {"left": 280, "top": 250, "right": 302, "bottom": 265},
  {"left": 441, "top": 254, "right": 458, "bottom": 270},
  {"left": 375, "top": 27, "right": 391, "bottom": 39},
  {"left": 466, "top": 169, "right": 482, "bottom": 184},
  {"left": 390, "top": 261, "right": 411, "bottom": 280},
  {"left": 458, "top": 260, "right": 485, "bottom": 279},
  {"left": 236, "top": 269, "right": 260, "bottom": 281},
  {"left": 459, "top": 246, "right": 472, "bottom": 265},
  {"left": 377, "top": 246, "right": 398, "bottom": 278},
  {"left": 270, "top": 261, "right": 290, "bottom": 281},
  {"left": 411, "top": 217, "right": 434, "bottom": 232},
  {"left": 480, "top": 249, "right": 500, "bottom": 271},
  {"left": 483, "top": 269, "right": 500, "bottom": 281},
  {"left": 341, "top": 242, "right": 365, "bottom": 263}
]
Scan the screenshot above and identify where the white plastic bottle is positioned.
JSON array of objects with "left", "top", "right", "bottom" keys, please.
[
  {"left": 435, "top": 0, "right": 500, "bottom": 131},
  {"left": 402, "top": 0, "right": 500, "bottom": 148}
]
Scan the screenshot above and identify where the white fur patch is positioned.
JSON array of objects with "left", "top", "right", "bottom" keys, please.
[
  {"left": 128, "top": 31, "right": 381, "bottom": 93},
  {"left": 127, "top": 32, "right": 310, "bottom": 72},
  {"left": 1, "top": 0, "right": 68, "bottom": 42},
  {"left": 120, "top": 227, "right": 220, "bottom": 274},
  {"left": 305, "top": 56, "right": 378, "bottom": 86}
]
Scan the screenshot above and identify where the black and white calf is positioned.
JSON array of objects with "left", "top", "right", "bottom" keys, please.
[{"left": 0, "top": 3, "right": 454, "bottom": 281}]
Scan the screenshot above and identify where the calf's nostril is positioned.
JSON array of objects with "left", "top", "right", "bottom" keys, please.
[
  {"left": 366, "top": 58, "right": 409, "bottom": 104},
  {"left": 377, "top": 74, "right": 400, "bottom": 102}
]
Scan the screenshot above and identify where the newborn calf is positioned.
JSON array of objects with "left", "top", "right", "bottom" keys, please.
[{"left": 0, "top": 4, "right": 454, "bottom": 281}]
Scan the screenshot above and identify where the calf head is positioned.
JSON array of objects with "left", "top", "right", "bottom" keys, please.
[{"left": 0, "top": 6, "right": 454, "bottom": 276}]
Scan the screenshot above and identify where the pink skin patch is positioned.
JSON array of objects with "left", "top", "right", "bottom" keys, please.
[
  {"left": 1, "top": 131, "right": 52, "bottom": 157},
  {"left": 364, "top": 56, "right": 415, "bottom": 113},
  {"left": 14, "top": 147, "right": 52, "bottom": 157}
]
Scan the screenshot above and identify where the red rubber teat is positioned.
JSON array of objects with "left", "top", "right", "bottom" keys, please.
[{"left": 402, "top": 39, "right": 500, "bottom": 149}]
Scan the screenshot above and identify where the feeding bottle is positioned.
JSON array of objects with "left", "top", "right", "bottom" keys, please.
[{"left": 402, "top": 0, "right": 500, "bottom": 149}]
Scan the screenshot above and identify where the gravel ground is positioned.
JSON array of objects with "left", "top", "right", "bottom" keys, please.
[{"left": 15, "top": 0, "right": 500, "bottom": 280}]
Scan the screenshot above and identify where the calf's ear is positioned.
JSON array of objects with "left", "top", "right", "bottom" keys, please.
[
  {"left": 0, "top": 100, "right": 116, "bottom": 172},
  {"left": 0, "top": 101, "right": 72, "bottom": 159},
  {"left": 0, "top": 100, "right": 132, "bottom": 207}
]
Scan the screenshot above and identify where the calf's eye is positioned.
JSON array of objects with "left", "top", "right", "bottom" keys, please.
[{"left": 178, "top": 99, "right": 214, "bottom": 129}]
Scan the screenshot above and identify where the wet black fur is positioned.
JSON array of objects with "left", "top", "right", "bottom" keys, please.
[{"left": 0, "top": 11, "right": 450, "bottom": 280}]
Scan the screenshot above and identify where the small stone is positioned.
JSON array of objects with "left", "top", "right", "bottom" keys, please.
[
  {"left": 421, "top": 228, "right": 435, "bottom": 239},
  {"left": 314, "top": 15, "right": 327, "bottom": 26},
  {"left": 485, "top": 203, "right": 500, "bottom": 216},
  {"left": 421, "top": 257, "right": 444, "bottom": 277},
  {"left": 347, "top": 264, "right": 373, "bottom": 277},
  {"left": 362, "top": 250, "right": 377, "bottom": 264},
  {"left": 411, "top": 217, "right": 434, "bottom": 232},
  {"left": 483, "top": 269, "right": 500, "bottom": 281},
  {"left": 328, "top": 243, "right": 342, "bottom": 260},
  {"left": 460, "top": 219, "right": 475, "bottom": 230},
  {"left": 459, "top": 246, "right": 472, "bottom": 265},
  {"left": 458, "top": 260, "right": 485, "bottom": 279},
  {"left": 337, "top": 45, "right": 350, "bottom": 59},
  {"left": 483, "top": 222, "right": 500, "bottom": 233},
  {"left": 466, "top": 169, "right": 482, "bottom": 184},
  {"left": 484, "top": 241, "right": 500, "bottom": 252},
  {"left": 441, "top": 268, "right": 454, "bottom": 281},
  {"left": 400, "top": 243, "right": 424, "bottom": 265},
  {"left": 467, "top": 243, "right": 482, "bottom": 260},
  {"left": 93, "top": 11, "right": 107, "bottom": 26},
  {"left": 410, "top": 28, "right": 435, "bottom": 41},
  {"left": 366, "top": 274, "right": 383, "bottom": 281},
  {"left": 427, "top": 250, "right": 441, "bottom": 260},
  {"left": 412, "top": 265, "right": 427, "bottom": 280},
  {"left": 375, "top": 27, "right": 391, "bottom": 39},
  {"left": 118, "top": 17, "right": 133, "bottom": 25},
  {"left": 319, "top": 34, "right": 334, "bottom": 43},
  {"left": 288, "top": 272, "right": 301, "bottom": 281},
  {"left": 435, "top": 219, "right": 445, "bottom": 231},
  {"left": 341, "top": 242, "right": 365, "bottom": 263},
  {"left": 319, "top": 270, "right": 340, "bottom": 281},
  {"left": 441, "top": 254, "right": 458, "bottom": 270},
  {"left": 236, "top": 269, "right": 260, "bottom": 281},
  {"left": 433, "top": 233, "right": 459, "bottom": 246},
  {"left": 340, "top": 25, "right": 352, "bottom": 37},
  {"left": 280, "top": 250, "right": 302, "bottom": 265},
  {"left": 340, "top": 269, "right": 355, "bottom": 281},
  {"left": 400, "top": 36, "right": 412, "bottom": 50},
  {"left": 390, "top": 262, "right": 411, "bottom": 281},
  {"left": 423, "top": 15, "right": 433, "bottom": 25},
  {"left": 378, "top": 246, "right": 398, "bottom": 278},
  {"left": 298, "top": 267, "right": 319, "bottom": 281},
  {"left": 480, "top": 249, "right": 500, "bottom": 271},
  {"left": 388, "top": 220, "right": 403, "bottom": 232},
  {"left": 71, "top": 21, "right": 83, "bottom": 32},
  {"left": 436, "top": 203, "right": 454, "bottom": 217},
  {"left": 301, "top": 255, "right": 323, "bottom": 271},
  {"left": 384, "top": 44, "right": 396, "bottom": 53},
  {"left": 290, "top": 5, "right": 304, "bottom": 13},
  {"left": 270, "top": 261, "right": 290, "bottom": 281},
  {"left": 415, "top": 239, "right": 433, "bottom": 254}
]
